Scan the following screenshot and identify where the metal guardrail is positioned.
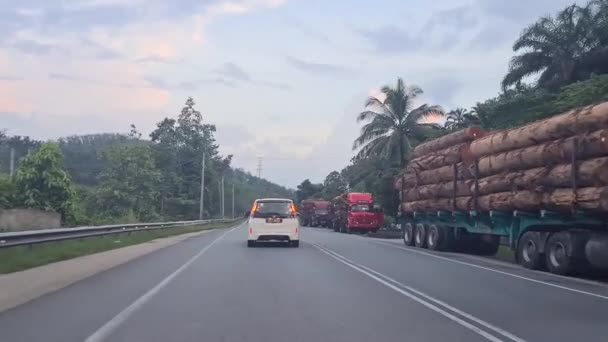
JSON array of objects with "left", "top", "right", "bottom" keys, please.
[{"left": 0, "top": 219, "right": 240, "bottom": 249}]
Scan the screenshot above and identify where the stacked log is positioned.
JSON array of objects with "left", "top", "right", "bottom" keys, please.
[
  {"left": 411, "top": 127, "right": 485, "bottom": 159},
  {"left": 398, "top": 101, "right": 608, "bottom": 214}
]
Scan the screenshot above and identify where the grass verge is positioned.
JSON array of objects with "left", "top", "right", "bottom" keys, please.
[
  {"left": 0, "top": 221, "right": 240, "bottom": 274},
  {"left": 493, "top": 245, "right": 516, "bottom": 264}
]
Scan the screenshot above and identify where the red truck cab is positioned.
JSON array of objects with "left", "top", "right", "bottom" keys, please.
[{"left": 331, "top": 192, "right": 384, "bottom": 234}]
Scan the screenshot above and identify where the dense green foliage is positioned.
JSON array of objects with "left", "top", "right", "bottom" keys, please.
[
  {"left": 13, "top": 143, "right": 77, "bottom": 223},
  {"left": 1, "top": 98, "right": 292, "bottom": 226},
  {"left": 503, "top": 2, "right": 608, "bottom": 89}
]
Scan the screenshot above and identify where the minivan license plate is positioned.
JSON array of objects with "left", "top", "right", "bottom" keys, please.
[{"left": 266, "top": 217, "right": 282, "bottom": 223}]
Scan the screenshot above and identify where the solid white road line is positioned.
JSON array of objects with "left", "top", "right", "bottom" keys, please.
[
  {"left": 369, "top": 239, "right": 608, "bottom": 301},
  {"left": 312, "top": 243, "right": 527, "bottom": 342},
  {"left": 371, "top": 238, "right": 608, "bottom": 289},
  {"left": 313, "top": 243, "right": 527, "bottom": 342},
  {"left": 84, "top": 225, "right": 241, "bottom": 342}
]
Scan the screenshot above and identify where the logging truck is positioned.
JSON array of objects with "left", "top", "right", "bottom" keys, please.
[
  {"left": 397, "top": 102, "right": 608, "bottom": 276},
  {"left": 299, "top": 199, "right": 331, "bottom": 227},
  {"left": 331, "top": 193, "right": 384, "bottom": 234}
]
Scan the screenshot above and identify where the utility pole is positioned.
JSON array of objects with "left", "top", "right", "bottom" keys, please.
[
  {"left": 232, "top": 183, "right": 235, "bottom": 219},
  {"left": 9, "top": 147, "right": 15, "bottom": 177},
  {"left": 221, "top": 175, "right": 225, "bottom": 218},
  {"left": 199, "top": 153, "right": 205, "bottom": 220},
  {"left": 256, "top": 157, "right": 262, "bottom": 179},
  {"left": 218, "top": 181, "right": 222, "bottom": 218}
]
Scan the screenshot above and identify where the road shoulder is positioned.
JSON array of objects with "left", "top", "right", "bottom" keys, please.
[{"left": 0, "top": 229, "right": 214, "bottom": 313}]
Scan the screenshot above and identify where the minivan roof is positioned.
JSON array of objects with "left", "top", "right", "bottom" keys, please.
[{"left": 255, "top": 198, "right": 292, "bottom": 202}]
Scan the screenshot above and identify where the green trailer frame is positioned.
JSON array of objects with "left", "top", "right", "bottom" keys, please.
[{"left": 407, "top": 209, "right": 607, "bottom": 250}]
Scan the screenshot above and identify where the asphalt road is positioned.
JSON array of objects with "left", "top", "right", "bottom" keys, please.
[{"left": 1, "top": 222, "right": 608, "bottom": 342}]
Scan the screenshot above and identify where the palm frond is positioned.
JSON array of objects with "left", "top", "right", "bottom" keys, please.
[
  {"left": 406, "top": 104, "right": 444, "bottom": 125},
  {"left": 354, "top": 136, "right": 390, "bottom": 159},
  {"left": 352, "top": 117, "right": 393, "bottom": 150}
]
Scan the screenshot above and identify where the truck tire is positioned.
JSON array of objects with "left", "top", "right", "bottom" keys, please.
[
  {"left": 545, "top": 232, "right": 584, "bottom": 275},
  {"left": 414, "top": 223, "right": 427, "bottom": 248},
  {"left": 403, "top": 223, "right": 415, "bottom": 246},
  {"left": 517, "top": 231, "right": 544, "bottom": 270},
  {"left": 426, "top": 224, "right": 445, "bottom": 251}
]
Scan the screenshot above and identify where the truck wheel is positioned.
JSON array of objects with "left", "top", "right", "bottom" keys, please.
[
  {"left": 403, "top": 223, "right": 415, "bottom": 246},
  {"left": 517, "top": 231, "right": 544, "bottom": 270},
  {"left": 426, "top": 224, "right": 444, "bottom": 251},
  {"left": 545, "top": 232, "right": 582, "bottom": 275},
  {"left": 414, "top": 223, "right": 427, "bottom": 248}
]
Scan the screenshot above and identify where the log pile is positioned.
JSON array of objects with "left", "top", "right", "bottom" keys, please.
[{"left": 397, "top": 102, "right": 608, "bottom": 214}]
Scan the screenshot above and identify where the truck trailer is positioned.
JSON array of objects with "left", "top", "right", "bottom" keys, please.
[
  {"left": 299, "top": 199, "right": 331, "bottom": 227},
  {"left": 396, "top": 102, "right": 608, "bottom": 276}
]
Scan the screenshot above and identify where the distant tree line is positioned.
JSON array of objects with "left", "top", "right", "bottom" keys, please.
[{"left": 0, "top": 97, "right": 293, "bottom": 226}]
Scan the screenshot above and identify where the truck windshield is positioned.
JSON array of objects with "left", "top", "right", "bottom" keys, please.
[
  {"left": 253, "top": 201, "right": 292, "bottom": 218},
  {"left": 351, "top": 204, "right": 370, "bottom": 212}
]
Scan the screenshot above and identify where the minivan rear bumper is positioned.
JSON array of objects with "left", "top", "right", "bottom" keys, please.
[{"left": 249, "top": 231, "right": 298, "bottom": 241}]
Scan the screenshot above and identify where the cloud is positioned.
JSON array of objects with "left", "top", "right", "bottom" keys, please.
[
  {"left": 0, "top": 75, "right": 23, "bottom": 81},
  {"left": 283, "top": 15, "right": 331, "bottom": 44},
  {"left": 144, "top": 75, "right": 239, "bottom": 90},
  {"left": 427, "top": 6, "right": 478, "bottom": 30},
  {"left": 469, "top": 26, "right": 513, "bottom": 49},
  {"left": 11, "top": 39, "right": 62, "bottom": 55},
  {"left": 252, "top": 80, "right": 291, "bottom": 91},
  {"left": 418, "top": 77, "right": 465, "bottom": 108},
  {"left": 285, "top": 56, "right": 355, "bottom": 79},
  {"left": 48, "top": 72, "right": 79, "bottom": 81},
  {"left": 477, "top": 0, "right": 575, "bottom": 24},
  {"left": 133, "top": 56, "right": 176, "bottom": 64},
  {"left": 357, "top": 25, "right": 419, "bottom": 53},
  {"left": 213, "top": 62, "right": 289, "bottom": 90},
  {"left": 215, "top": 62, "right": 251, "bottom": 81}
]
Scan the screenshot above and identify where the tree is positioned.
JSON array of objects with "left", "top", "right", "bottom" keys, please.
[
  {"left": 322, "top": 171, "right": 347, "bottom": 199},
  {"left": 95, "top": 144, "right": 161, "bottom": 222},
  {"left": 295, "top": 179, "right": 324, "bottom": 203},
  {"left": 150, "top": 97, "right": 224, "bottom": 219},
  {"left": 444, "top": 108, "right": 480, "bottom": 130},
  {"left": 353, "top": 78, "right": 444, "bottom": 168},
  {"left": 0, "top": 174, "right": 16, "bottom": 208},
  {"left": 58, "top": 133, "right": 136, "bottom": 185},
  {"left": 14, "top": 143, "right": 76, "bottom": 222},
  {"left": 502, "top": 3, "right": 602, "bottom": 89}
]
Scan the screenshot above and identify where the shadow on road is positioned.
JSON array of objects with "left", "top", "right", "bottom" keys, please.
[{"left": 249, "top": 241, "right": 292, "bottom": 248}]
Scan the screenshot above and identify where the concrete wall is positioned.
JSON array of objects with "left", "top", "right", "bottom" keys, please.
[{"left": 0, "top": 209, "right": 61, "bottom": 232}]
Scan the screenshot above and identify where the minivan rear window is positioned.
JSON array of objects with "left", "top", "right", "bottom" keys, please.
[{"left": 253, "top": 201, "right": 292, "bottom": 218}]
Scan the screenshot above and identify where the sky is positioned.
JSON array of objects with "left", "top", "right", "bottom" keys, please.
[{"left": 0, "top": 0, "right": 577, "bottom": 188}]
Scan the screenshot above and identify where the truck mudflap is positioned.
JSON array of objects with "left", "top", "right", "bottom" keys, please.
[{"left": 585, "top": 234, "right": 608, "bottom": 269}]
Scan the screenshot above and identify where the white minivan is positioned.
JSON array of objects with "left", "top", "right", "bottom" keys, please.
[{"left": 248, "top": 198, "right": 299, "bottom": 247}]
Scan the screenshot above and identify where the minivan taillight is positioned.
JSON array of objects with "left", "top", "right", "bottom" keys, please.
[{"left": 249, "top": 227, "right": 252, "bottom": 235}]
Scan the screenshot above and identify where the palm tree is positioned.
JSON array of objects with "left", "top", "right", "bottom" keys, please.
[
  {"left": 445, "top": 108, "right": 481, "bottom": 130},
  {"left": 353, "top": 78, "right": 444, "bottom": 168},
  {"left": 502, "top": 4, "right": 597, "bottom": 89}
]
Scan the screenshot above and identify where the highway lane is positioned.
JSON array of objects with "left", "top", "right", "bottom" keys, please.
[{"left": 0, "top": 223, "right": 607, "bottom": 341}]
